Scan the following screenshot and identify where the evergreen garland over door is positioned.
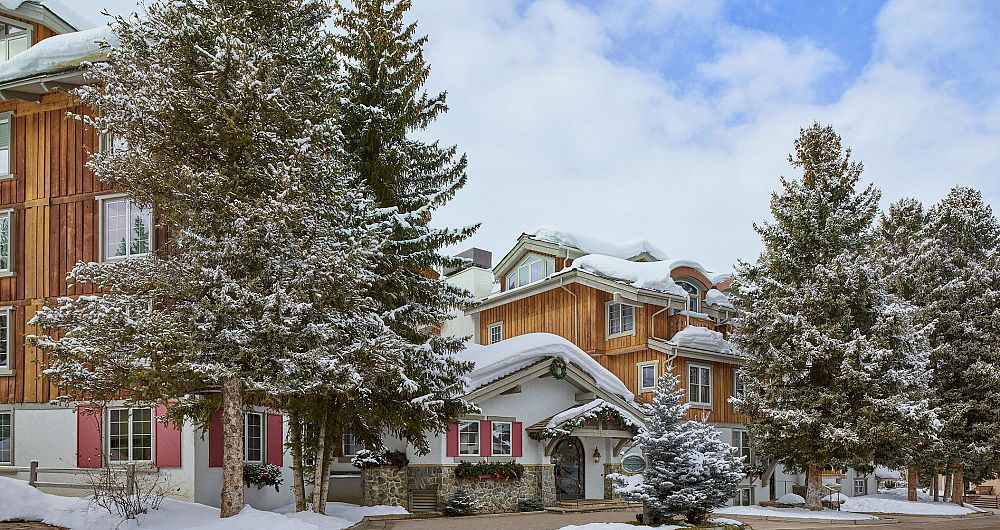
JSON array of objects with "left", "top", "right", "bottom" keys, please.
[{"left": 552, "top": 437, "right": 584, "bottom": 500}]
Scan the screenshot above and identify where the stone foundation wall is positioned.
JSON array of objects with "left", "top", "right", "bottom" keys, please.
[
  {"left": 603, "top": 463, "right": 624, "bottom": 500},
  {"left": 407, "top": 464, "right": 556, "bottom": 513},
  {"left": 361, "top": 466, "right": 408, "bottom": 509}
]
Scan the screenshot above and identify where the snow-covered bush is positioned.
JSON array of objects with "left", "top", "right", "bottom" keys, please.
[
  {"left": 243, "top": 463, "right": 283, "bottom": 492},
  {"left": 442, "top": 489, "right": 480, "bottom": 516},
  {"left": 85, "top": 464, "right": 170, "bottom": 520},
  {"left": 517, "top": 497, "right": 545, "bottom": 512}
]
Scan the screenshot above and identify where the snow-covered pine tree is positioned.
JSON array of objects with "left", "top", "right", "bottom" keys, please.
[
  {"left": 30, "top": 0, "right": 394, "bottom": 518},
  {"left": 328, "top": 0, "right": 478, "bottom": 458},
  {"left": 613, "top": 369, "right": 742, "bottom": 525},
  {"left": 730, "top": 123, "right": 935, "bottom": 510},
  {"left": 910, "top": 187, "right": 1000, "bottom": 503}
]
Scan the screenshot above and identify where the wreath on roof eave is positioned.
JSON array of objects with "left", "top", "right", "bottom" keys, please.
[{"left": 549, "top": 357, "right": 568, "bottom": 379}]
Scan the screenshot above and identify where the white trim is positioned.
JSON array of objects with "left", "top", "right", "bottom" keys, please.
[
  {"left": 0, "top": 209, "right": 12, "bottom": 275},
  {"left": 636, "top": 360, "right": 659, "bottom": 394},
  {"left": 733, "top": 367, "right": 744, "bottom": 399},
  {"left": 0, "top": 306, "right": 10, "bottom": 373},
  {"left": 457, "top": 419, "right": 480, "bottom": 456},
  {"left": 605, "top": 301, "right": 636, "bottom": 339},
  {"left": 244, "top": 411, "right": 264, "bottom": 463},
  {"left": 490, "top": 421, "right": 512, "bottom": 457},
  {"left": 687, "top": 362, "right": 712, "bottom": 407},
  {"left": 97, "top": 194, "right": 153, "bottom": 262},
  {"left": 106, "top": 406, "right": 154, "bottom": 464},
  {"left": 0, "top": 409, "right": 11, "bottom": 464},
  {"left": 487, "top": 321, "right": 503, "bottom": 345}
]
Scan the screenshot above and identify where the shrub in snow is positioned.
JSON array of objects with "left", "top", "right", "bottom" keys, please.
[
  {"left": 776, "top": 492, "right": 806, "bottom": 505},
  {"left": 243, "top": 463, "right": 283, "bottom": 492},
  {"left": 517, "top": 497, "right": 545, "bottom": 512},
  {"left": 612, "top": 369, "right": 742, "bottom": 525},
  {"left": 85, "top": 464, "right": 170, "bottom": 520},
  {"left": 443, "top": 489, "right": 480, "bottom": 516},
  {"left": 351, "top": 449, "right": 409, "bottom": 469}
]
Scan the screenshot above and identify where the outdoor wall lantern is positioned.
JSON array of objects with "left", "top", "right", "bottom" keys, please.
[{"left": 593, "top": 447, "right": 601, "bottom": 463}]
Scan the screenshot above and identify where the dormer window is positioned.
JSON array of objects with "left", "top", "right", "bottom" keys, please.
[
  {"left": 677, "top": 280, "right": 701, "bottom": 313},
  {"left": 0, "top": 20, "right": 30, "bottom": 63},
  {"left": 505, "top": 254, "right": 555, "bottom": 289}
]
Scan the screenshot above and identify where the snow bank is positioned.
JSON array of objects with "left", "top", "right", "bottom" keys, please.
[
  {"left": 776, "top": 493, "right": 805, "bottom": 504},
  {"left": 529, "top": 226, "right": 668, "bottom": 261},
  {"left": 715, "top": 505, "right": 877, "bottom": 520},
  {"left": 569, "top": 254, "right": 686, "bottom": 296},
  {"left": 457, "top": 333, "right": 635, "bottom": 401},
  {"left": 0, "top": 26, "right": 115, "bottom": 85},
  {"left": 704, "top": 288, "right": 734, "bottom": 309},
  {"left": 839, "top": 491, "right": 981, "bottom": 515},
  {"left": 823, "top": 492, "right": 849, "bottom": 503},
  {"left": 0, "top": 476, "right": 406, "bottom": 530},
  {"left": 672, "top": 325, "right": 735, "bottom": 354}
]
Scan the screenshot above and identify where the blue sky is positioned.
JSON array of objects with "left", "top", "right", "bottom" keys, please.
[{"left": 77, "top": 0, "right": 1000, "bottom": 272}]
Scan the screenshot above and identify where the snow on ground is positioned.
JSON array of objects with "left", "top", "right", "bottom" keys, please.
[
  {"left": 715, "top": 505, "right": 877, "bottom": 520},
  {"left": 0, "top": 476, "right": 406, "bottom": 530},
  {"left": 709, "top": 517, "right": 745, "bottom": 526},
  {"left": 776, "top": 492, "right": 805, "bottom": 504},
  {"left": 559, "top": 524, "right": 683, "bottom": 530},
  {"left": 839, "top": 489, "right": 981, "bottom": 515}
]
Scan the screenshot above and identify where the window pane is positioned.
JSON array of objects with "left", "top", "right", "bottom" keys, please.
[
  {"left": 245, "top": 413, "right": 262, "bottom": 462},
  {"left": 131, "top": 408, "right": 152, "bottom": 461},
  {"left": 6, "top": 35, "right": 27, "bottom": 58},
  {"left": 129, "top": 206, "right": 151, "bottom": 255},
  {"left": 608, "top": 304, "right": 620, "bottom": 335},
  {"left": 689, "top": 365, "right": 699, "bottom": 385},
  {"left": 0, "top": 119, "right": 9, "bottom": 148},
  {"left": 458, "top": 421, "right": 479, "bottom": 455},
  {"left": 109, "top": 409, "right": 129, "bottom": 462},
  {"left": 491, "top": 423, "right": 511, "bottom": 455},
  {"left": 0, "top": 312, "right": 7, "bottom": 368},
  {"left": 517, "top": 265, "right": 529, "bottom": 287},
  {"left": 641, "top": 365, "right": 654, "bottom": 388},
  {"left": 0, "top": 213, "right": 9, "bottom": 271},
  {"left": 530, "top": 260, "right": 543, "bottom": 282},
  {"left": 507, "top": 274, "right": 516, "bottom": 290},
  {"left": 0, "top": 412, "right": 11, "bottom": 463},
  {"left": 622, "top": 305, "right": 634, "bottom": 332},
  {"left": 105, "top": 199, "right": 128, "bottom": 259},
  {"left": 701, "top": 368, "right": 711, "bottom": 403}
]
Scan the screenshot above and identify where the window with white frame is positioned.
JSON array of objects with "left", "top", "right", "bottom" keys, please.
[
  {"left": 637, "top": 361, "right": 658, "bottom": 393},
  {"left": 0, "top": 113, "right": 11, "bottom": 178},
  {"left": 0, "top": 411, "right": 11, "bottom": 464},
  {"left": 108, "top": 407, "right": 152, "bottom": 462},
  {"left": 854, "top": 478, "right": 867, "bottom": 496},
  {"left": 487, "top": 322, "right": 503, "bottom": 345},
  {"left": 99, "top": 131, "right": 128, "bottom": 154},
  {"left": 0, "top": 308, "right": 9, "bottom": 372},
  {"left": 0, "top": 210, "right": 11, "bottom": 273},
  {"left": 458, "top": 420, "right": 479, "bottom": 456},
  {"left": 342, "top": 431, "right": 362, "bottom": 457},
  {"left": 0, "top": 20, "right": 29, "bottom": 64},
  {"left": 733, "top": 368, "right": 745, "bottom": 399},
  {"left": 491, "top": 421, "right": 512, "bottom": 456},
  {"left": 506, "top": 255, "right": 555, "bottom": 289},
  {"left": 678, "top": 280, "right": 701, "bottom": 313},
  {"left": 733, "top": 430, "right": 751, "bottom": 463},
  {"left": 244, "top": 412, "right": 263, "bottom": 463},
  {"left": 100, "top": 196, "right": 152, "bottom": 261},
  {"left": 607, "top": 302, "right": 635, "bottom": 337},
  {"left": 688, "top": 364, "right": 712, "bottom": 405},
  {"left": 734, "top": 487, "right": 754, "bottom": 506}
]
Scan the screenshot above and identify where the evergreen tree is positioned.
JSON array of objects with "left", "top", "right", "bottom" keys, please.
[
  {"left": 613, "top": 369, "right": 742, "bottom": 525},
  {"left": 29, "top": 0, "right": 396, "bottom": 517},
  {"left": 730, "top": 123, "right": 935, "bottom": 510}
]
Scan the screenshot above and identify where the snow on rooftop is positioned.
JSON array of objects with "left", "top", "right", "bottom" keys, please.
[
  {"left": 875, "top": 466, "right": 902, "bottom": 480},
  {"left": 528, "top": 226, "right": 669, "bottom": 261},
  {"left": 672, "top": 325, "right": 735, "bottom": 354},
  {"left": 0, "top": 25, "right": 114, "bottom": 85},
  {"left": 568, "top": 254, "right": 686, "bottom": 296},
  {"left": 0, "top": 0, "right": 97, "bottom": 31},
  {"left": 456, "top": 332, "right": 635, "bottom": 402},
  {"left": 704, "top": 288, "right": 734, "bottom": 309},
  {"left": 545, "top": 399, "right": 645, "bottom": 431}
]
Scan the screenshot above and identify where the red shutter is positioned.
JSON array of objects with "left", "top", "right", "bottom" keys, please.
[
  {"left": 512, "top": 421, "right": 523, "bottom": 457},
  {"left": 208, "top": 408, "right": 223, "bottom": 468},
  {"left": 76, "top": 404, "right": 102, "bottom": 468},
  {"left": 266, "top": 413, "right": 283, "bottom": 466},
  {"left": 154, "top": 404, "right": 182, "bottom": 468},
  {"left": 479, "top": 420, "right": 492, "bottom": 457},
  {"left": 446, "top": 422, "right": 458, "bottom": 457}
]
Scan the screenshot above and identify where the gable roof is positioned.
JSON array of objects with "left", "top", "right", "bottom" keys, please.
[{"left": 0, "top": 0, "right": 94, "bottom": 33}]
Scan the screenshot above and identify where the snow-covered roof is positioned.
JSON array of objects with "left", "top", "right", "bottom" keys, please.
[
  {"left": 456, "top": 333, "right": 635, "bottom": 402},
  {"left": 672, "top": 325, "right": 736, "bottom": 354},
  {"left": 528, "top": 225, "right": 669, "bottom": 261},
  {"left": 0, "top": 0, "right": 95, "bottom": 32},
  {"left": 0, "top": 26, "right": 113, "bottom": 86},
  {"left": 875, "top": 466, "right": 902, "bottom": 480},
  {"left": 543, "top": 399, "right": 645, "bottom": 431},
  {"left": 704, "top": 288, "right": 734, "bottom": 309},
  {"left": 567, "top": 254, "right": 687, "bottom": 297}
]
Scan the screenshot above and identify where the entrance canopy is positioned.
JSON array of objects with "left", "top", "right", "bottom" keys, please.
[{"left": 526, "top": 398, "right": 642, "bottom": 457}]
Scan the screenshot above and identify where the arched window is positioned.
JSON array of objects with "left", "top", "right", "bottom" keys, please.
[{"left": 677, "top": 280, "right": 701, "bottom": 313}]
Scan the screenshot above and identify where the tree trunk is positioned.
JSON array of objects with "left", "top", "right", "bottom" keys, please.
[
  {"left": 932, "top": 473, "right": 939, "bottom": 502},
  {"left": 805, "top": 465, "right": 824, "bottom": 511},
  {"left": 220, "top": 377, "right": 245, "bottom": 518},
  {"left": 943, "top": 472, "right": 952, "bottom": 503},
  {"left": 953, "top": 462, "right": 964, "bottom": 506},
  {"left": 289, "top": 410, "right": 306, "bottom": 512},
  {"left": 312, "top": 408, "right": 328, "bottom": 513},
  {"left": 907, "top": 465, "right": 918, "bottom": 502},
  {"left": 317, "top": 414, "right": 335, "bottom": 514}
]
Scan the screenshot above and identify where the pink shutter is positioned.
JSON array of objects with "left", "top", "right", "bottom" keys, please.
[
  {"left": 446, "top": 422, "right": 458, "bottom": 457},
  {"left": 76, "top": 404, "right": 102, "bottom": 468},
  {"left": 154, "top": 404, "right": 182, "bottom": 468},
  {"left": 512, "top": 421, "right": 523, "bottom": 457},
  {"left": 208, "top": 408, "right": 223, "bottom": 468},
  {"left": 266, "top": 413, "right": 283, "bottom": 466},
  {"left": 479, "top": 420, "right": 492, "bottom": 457}
]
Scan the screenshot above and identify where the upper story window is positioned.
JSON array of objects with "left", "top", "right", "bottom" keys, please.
[
  {"left": 458, "top": 420, "right": 479, "bottom": 456},
  {"left": 244, "top": 412, "right": 263, "bottom": 463},
  {"left": 607, "top": 302, "right": 635, "bottom": 338},
  {"left": 733, "top": 368, "right": 745, "bottom": 399},
  {"left": 506, "top": 254, "right": 555, "bottom": 290},
  {"left": 491, "top": 421, "right": 512, "bottom": 456},
  {"left": 100, "top": 196, "right": 152, "bottom": 261},
  {"left": 0, "top": 410, "right": 10, "bottom": 464},
  {"left": 0, "top": 20, "right": 30, "bottom": 64},
  {"left": 688, "top": 363, "right": 712, "bottom": 406},
  {"left": 733, "top": 430, "right": 751, "bottom": 463},
  {"left": 678, "top": 280, "right": 701, "bottom": 313},
  {"left": 108, "top": 407, "right": 152, "bottom": 462},
  {"left": 637, "top": 361, "right": 658, "bottom": 393},
  {"left": 0, "top": 307, "right": 10, "bottom": 373},
  {"left": 0, "top": 209, "right": 11, "bottom": 274},
  {"left": 487, "top": 322, "right": 503, "bottom": 345},
  {"left": 0, "top": 112, "right": 12, "bottom": 178}
]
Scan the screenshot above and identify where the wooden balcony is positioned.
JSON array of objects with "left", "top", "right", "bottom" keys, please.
[{"left": 655, "top": 313, "right": 718, "bottom": 342}]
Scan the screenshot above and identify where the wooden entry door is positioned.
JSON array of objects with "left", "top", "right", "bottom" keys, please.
[{"left": 552, "top": 437, "right": 584, "bottom": 500}]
